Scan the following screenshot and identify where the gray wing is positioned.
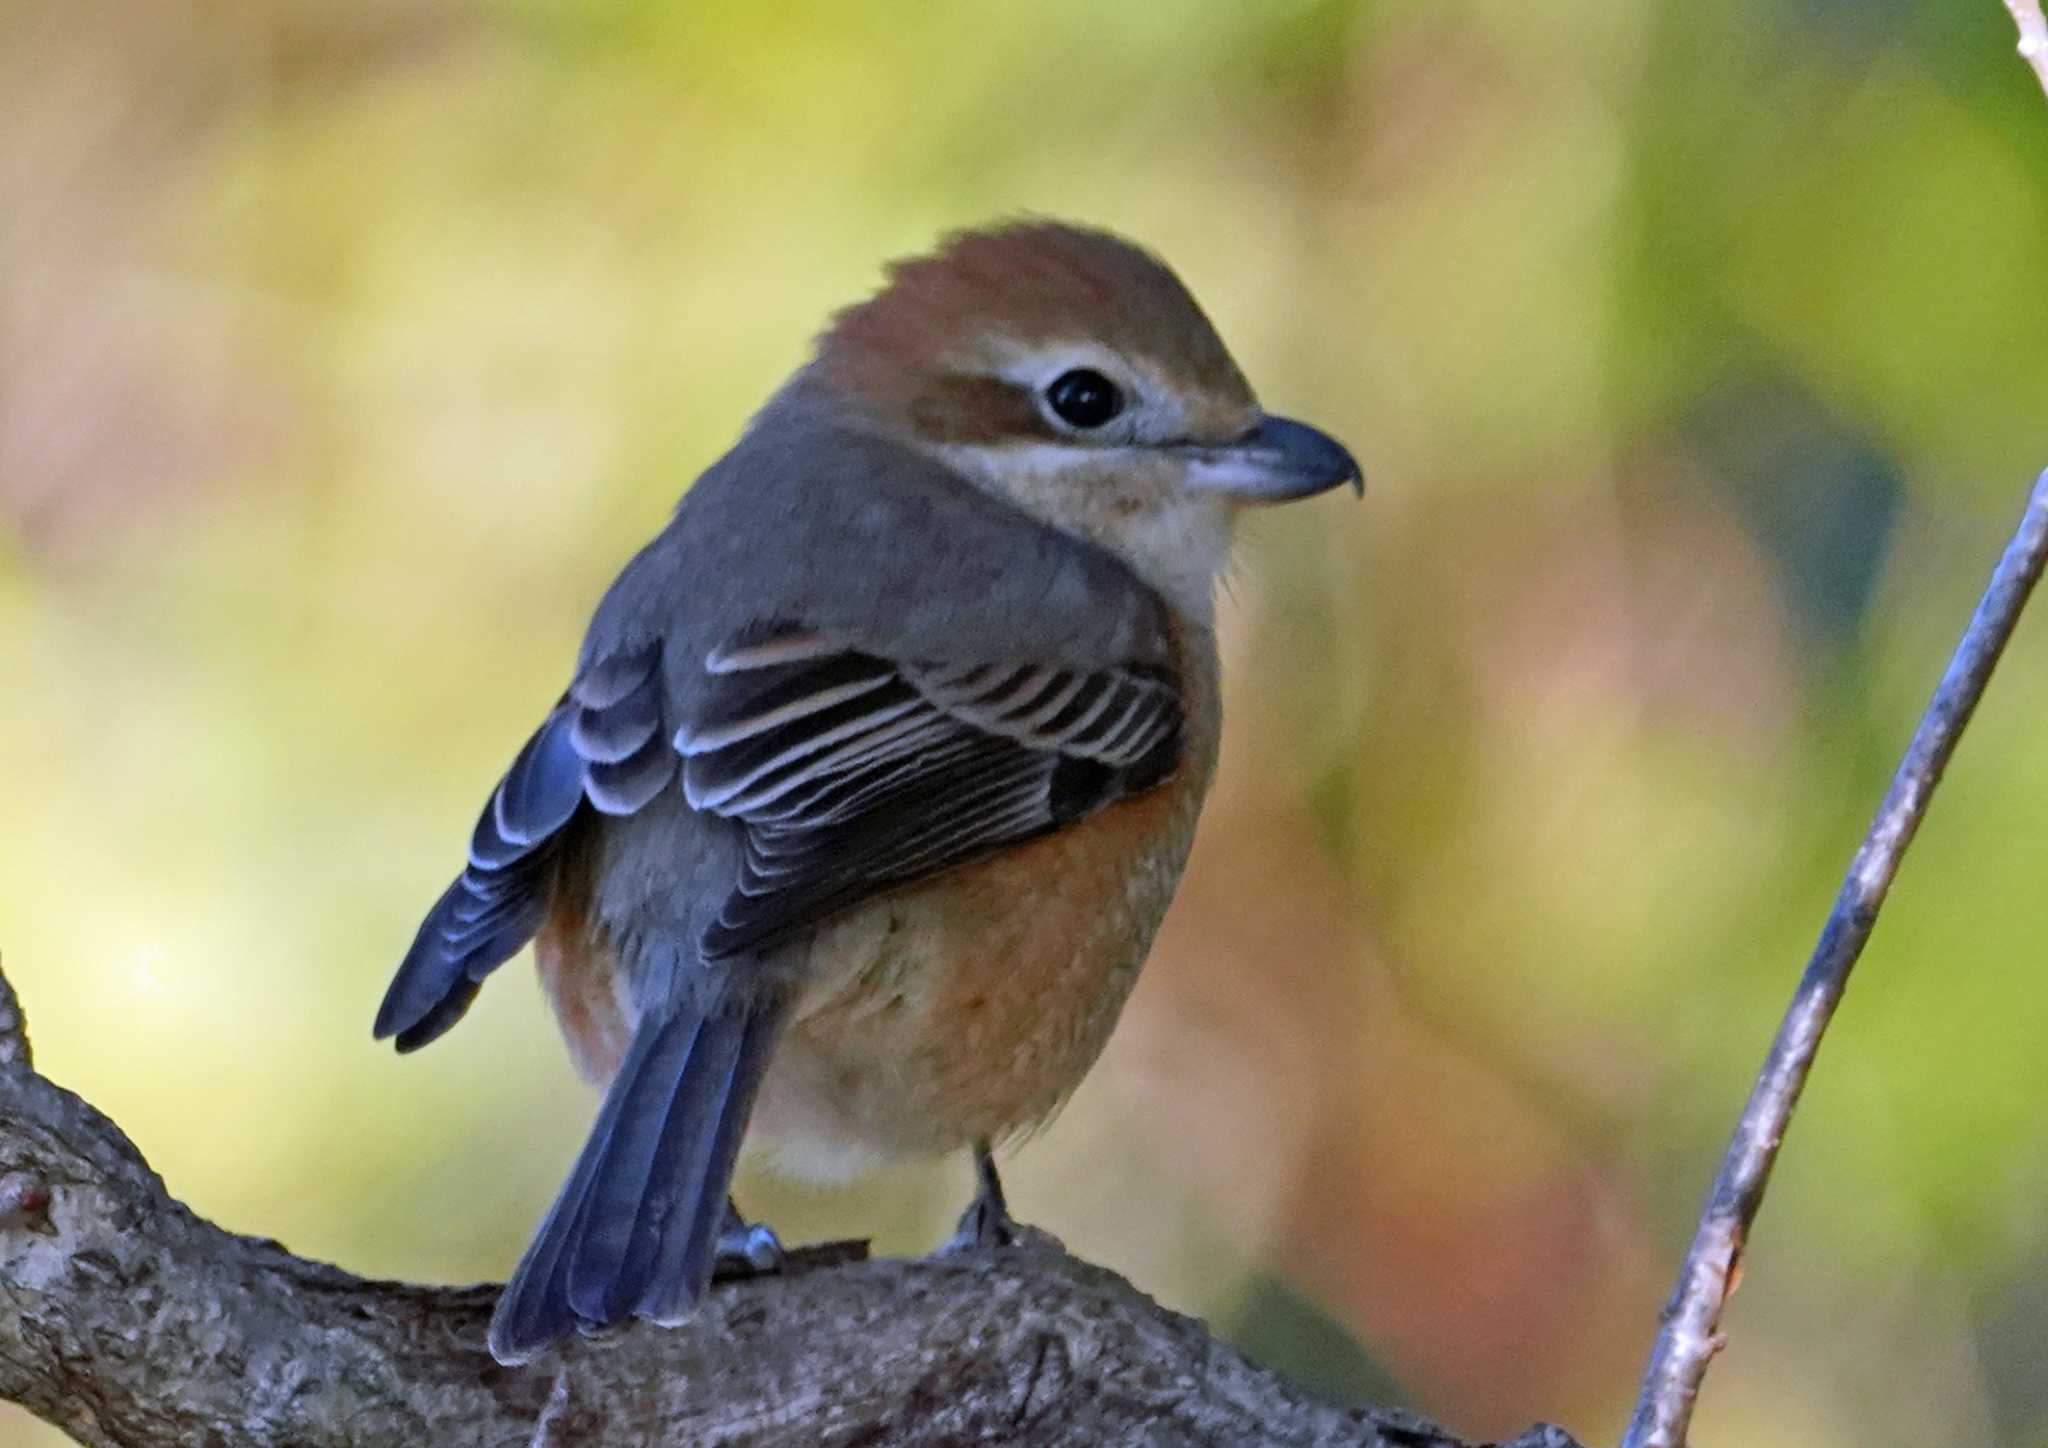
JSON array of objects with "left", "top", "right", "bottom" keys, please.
[
  {"left": 373, "top": 643, "right": 678, "bottom": 1051},
  {"left": 674, "top": 621, "right": 1183, "bottom": 960},
  {"left": 380, "top": 388, "right": 1183, "bottom": 1037},
  {"left": 581, "top": 388, "right": 1172, "bottom": 673}
]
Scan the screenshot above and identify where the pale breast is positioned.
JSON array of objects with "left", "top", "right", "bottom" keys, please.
[{"left": 745, "top": 626, "right": 1222, "bottom": 1183}]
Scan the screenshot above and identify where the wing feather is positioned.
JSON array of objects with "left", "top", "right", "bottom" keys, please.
[
  {"left": 681, "top": 623, "right": 1182, "bottom": 960},
  {"left": 378, "top": 642, "right": 682, "bottom": 1050}
]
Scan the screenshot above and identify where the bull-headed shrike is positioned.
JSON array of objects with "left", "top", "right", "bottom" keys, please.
[{"left": 373, "top": 221, "right": 1361, "bottom": 1363}]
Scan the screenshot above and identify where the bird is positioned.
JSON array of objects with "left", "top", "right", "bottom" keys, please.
[{"left": 372, "top": 220, "right": 1361, "bottom": 1365}]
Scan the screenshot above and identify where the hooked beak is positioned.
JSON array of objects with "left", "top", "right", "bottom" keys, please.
[{"left": 1178, "top": 414, "right": 1363, "bottom": 503}]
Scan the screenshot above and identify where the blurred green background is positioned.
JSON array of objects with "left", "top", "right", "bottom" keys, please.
[{"left": 5, "top": 1, "right": 2048, "bottom": 1443}]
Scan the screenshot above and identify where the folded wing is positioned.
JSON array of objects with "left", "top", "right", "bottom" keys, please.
[
  {"left": 373, "top": 643, "right": 674, "bottom": 1051},
  {"left": 676, "top": 622, "right": 1183, "bottom": 960}
]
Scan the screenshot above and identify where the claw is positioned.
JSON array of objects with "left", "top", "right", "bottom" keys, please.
[
  {"left": 940, "top": 1139, "right": 1019, "bottom": 1254},
  {"left": 712, "top": 1200, "right": 787, "bottom": 1280}
]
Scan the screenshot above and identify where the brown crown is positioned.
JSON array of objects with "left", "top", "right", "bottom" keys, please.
[{"left": 813, "top": 221, "right": 1254, "bottom": 441}]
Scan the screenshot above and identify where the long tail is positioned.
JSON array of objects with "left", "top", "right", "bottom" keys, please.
[{"left": 488, "top": 999, "right": 782, "bottom": 1363}]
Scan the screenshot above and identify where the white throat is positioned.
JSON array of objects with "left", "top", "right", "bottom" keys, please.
[{"left": 934, "top": 441, "right": 1232, "bottom": 623}]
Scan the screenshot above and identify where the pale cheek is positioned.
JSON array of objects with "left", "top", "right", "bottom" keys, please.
[{"left": 931, "top": 442, "right": 1237, "bottom": 618}]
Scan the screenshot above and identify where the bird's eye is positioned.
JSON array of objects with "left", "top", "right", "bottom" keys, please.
[{"left": 1044, "top": 369, "right": 1124, "bottom": 430}]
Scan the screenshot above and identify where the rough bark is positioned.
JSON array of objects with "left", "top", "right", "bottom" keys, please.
[{"left": 0, "top": 964, "right": 1575, "bottom": 1448}]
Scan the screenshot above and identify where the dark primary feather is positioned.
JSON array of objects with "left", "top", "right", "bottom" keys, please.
[
  {"left": 488, "top": 999, "right": 782, "bottom": 1362},
  {"left": 563, "top": 1011, "right": 732, "bottom": 1321},
  {"left": 374, "top": 644, "right": 674, "bottom": 1051},
  {"left": 676, "top": 623, "right": 1183, "bottom": 961}
]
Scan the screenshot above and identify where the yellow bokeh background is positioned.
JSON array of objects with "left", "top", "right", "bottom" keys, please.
[{"left": 5, "top": 2, "right": 2048, "bottom": 1444}]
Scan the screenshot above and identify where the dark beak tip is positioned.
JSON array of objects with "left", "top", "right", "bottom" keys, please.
[{"left": 1252, "top": 413, "right": 1363, "bottom": 501}]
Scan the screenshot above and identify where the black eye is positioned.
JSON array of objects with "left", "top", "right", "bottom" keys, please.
[{"left": 1044, "top": 369, "right": 1124, "bottom": 429}]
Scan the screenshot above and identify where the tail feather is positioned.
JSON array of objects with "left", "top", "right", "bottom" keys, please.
[
  {"left": 564, "top": 1012, "right": 726, "bottom": 1322},
  {"left": 487, "top": 1001, "right": 781, "bottom": 1364},
  {"left": 588, "top": 1013, "right": 737, "bottom": 1321},
  {"left": 642, "top": 1009, "right": 780, "bottom": 1324}
]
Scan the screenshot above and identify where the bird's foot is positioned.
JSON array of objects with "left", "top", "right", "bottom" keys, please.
[
  {"left": 711, "top": 1200, "right": 786, "bottom": 1280},
  {"left": 939, "top": 1138, "right": 1020, "bottom": 1254},
  {"left": 943, "top": 1193, "right": 1019, "bottom": 1253}
]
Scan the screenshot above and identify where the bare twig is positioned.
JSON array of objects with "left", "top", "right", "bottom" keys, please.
[
  {"left": 2005, "top": 0, "right": 2048, "bottom": 103},
  {"left": 1620, "top": 469, "right": 2048, "bottom": 1448}
]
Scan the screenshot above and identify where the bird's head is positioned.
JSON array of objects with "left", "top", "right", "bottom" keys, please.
[{"left": 811, "top": 221, "right": 1361, "bottom": 619}]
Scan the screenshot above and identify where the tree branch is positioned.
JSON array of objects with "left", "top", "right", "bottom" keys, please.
[
  {"left": 0, "top": 956, "right": 1576, "bottom": 1448},
  {"left": 0, "top": 951, "right": 30, "bottom": 1072},
  {"left": 1619, "top": 468, "right": 2048, "bottom": 1448}
]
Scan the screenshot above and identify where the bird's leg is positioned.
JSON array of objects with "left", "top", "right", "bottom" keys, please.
[
  {"left": 711, "top": 1197, "right": 786, "bottom": 1279},
  {"left": 944, "top": 1138, "right": 1019, "bottom": 1252}
]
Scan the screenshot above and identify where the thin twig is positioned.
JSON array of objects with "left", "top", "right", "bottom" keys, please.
[
  {"left": 0, "top": 952, "right": 29, "bottom": 1073},
  {"left": 2005, "top": 0, "right": 2048, "bottom": 103},
  {"left": 1619, "top": 468, "right": 2048, "bottom": 1448}
]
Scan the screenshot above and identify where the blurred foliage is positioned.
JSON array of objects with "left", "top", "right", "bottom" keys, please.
[{"left": 4, "top": 1, "right": 2048, "bottom": 1444}]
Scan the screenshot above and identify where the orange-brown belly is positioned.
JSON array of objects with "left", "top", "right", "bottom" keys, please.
[
  {"left": 746, "top": 649, "right": 1219, "bottom": 1182},
  {"left": 540, "top": 631, "right": 1222, "bottom": 1183}
]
